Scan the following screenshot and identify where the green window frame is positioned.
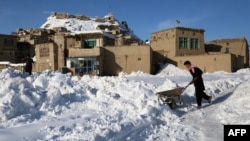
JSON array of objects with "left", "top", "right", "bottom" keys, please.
[
  {"left": 83, "top": 39, "right": 96, "bottom": 48},
  {"left": 190, "top": 38, "right": 199, "bottom": 49},
  {"left": 179, "top": 37, "right": 188, "bottom": 49}
]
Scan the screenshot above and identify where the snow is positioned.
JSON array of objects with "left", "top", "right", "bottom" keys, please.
[
  {"left": 40, "top": 13, "right": 139, "bottom": 40},
  {"left": 41, "top": 15, "right": 104, "bottom": 34},
  {"left": 0, "top": 61, "right": 25, "bottom": 67},
  {"left": 0, "top": 64, "right": 250, "bottom": 141}
]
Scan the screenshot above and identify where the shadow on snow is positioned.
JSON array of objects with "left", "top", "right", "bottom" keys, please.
[{"left": 171, "top": 91, "right": 233, "bottom": 117}]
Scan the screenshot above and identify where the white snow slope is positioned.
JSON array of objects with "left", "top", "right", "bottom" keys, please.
[{"left": 0, "top": 64, "right": 250, "bottom": 141}]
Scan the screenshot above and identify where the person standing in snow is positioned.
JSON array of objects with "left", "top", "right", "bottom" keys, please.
[
  {"left": 184, "top": 60, "right": 212, "bottom": 108},
  {"left": 23, "top": 54, "right": 34, "bottom": 75}
]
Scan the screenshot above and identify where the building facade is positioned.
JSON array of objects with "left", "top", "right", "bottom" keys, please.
[
  {"left": 150, "top": 27, "right": 249, "bottom": 72},
  {"left": 0, "top": 12, "right": 249, "bottom": 74},
  {"left": 32, "top": 13, "right": 149, "bottom": 76},
  {"left": 206, "top": 37, "right": 249, "bottom": 68},
  {"left": 34, "top": 31, "right": 151, "bottom": 76},
  {"left": 0, "top": 34, "right": 18, "bottom": 63},
  {"left": 150, "top": 27, "right": 206, "bottom": 65},
  {"left": 103, "top": 45, "right": 152, "bottom": 76},
  {"left": 173, "top": 54, "right": 241, "bottom": 72}
]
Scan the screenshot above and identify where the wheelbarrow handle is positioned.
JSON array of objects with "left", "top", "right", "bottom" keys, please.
[
  {"left": 182, "top": 85, "right": 189, "bottom": 92},
  {"left": 184, "top": 84, "right": 190, "bottom": 89}
]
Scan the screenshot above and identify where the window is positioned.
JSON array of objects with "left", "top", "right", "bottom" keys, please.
[
  {"left": 179, "top": 37, "right": 188, "bottom": 49},
  {"left": 4, "top": 39, "right": 7, "bottom": 45},
  {"left": 190, "top": 38, "right": 199, "bottom": 49},
  {"left": 67, "top": 57, "right": 99, "bottom": 75},
  {"left": 83, "top": 39, "right": 96, "bottom": 48}
]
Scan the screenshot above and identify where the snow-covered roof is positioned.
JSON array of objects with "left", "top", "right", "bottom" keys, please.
[{"left": 40, "top": 13, "right": 140, "bottom": 40}]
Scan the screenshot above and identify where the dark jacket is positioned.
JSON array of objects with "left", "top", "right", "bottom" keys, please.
[{"left": 189, "top": 67, "right": 205, "bottom": 90}]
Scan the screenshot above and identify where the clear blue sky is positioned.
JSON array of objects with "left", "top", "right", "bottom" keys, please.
[{"left": 0, "top": 0, "right": 249, "bottom": 42}]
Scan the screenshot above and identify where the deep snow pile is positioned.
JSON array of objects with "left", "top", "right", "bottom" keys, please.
[
  {"left": 0, "top": 65, "right": 250, "bottom": 141},
  {"left": 157, "top": 64, "right": 190, "bottom": 76},
  {"left": 216, "top": 79, "right": 250, "bottom": 125}
]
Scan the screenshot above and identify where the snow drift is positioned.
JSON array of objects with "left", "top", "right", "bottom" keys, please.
[{"left": 0, "top": 65, "right": 250, "bottom": 141}]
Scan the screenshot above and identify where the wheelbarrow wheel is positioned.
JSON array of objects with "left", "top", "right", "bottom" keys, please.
[
  {"left": 167, "top": 99, "right": 176, "bottom": 109},
  {"left": 165, "top": 98, "right": 176, "bottom": 109}
]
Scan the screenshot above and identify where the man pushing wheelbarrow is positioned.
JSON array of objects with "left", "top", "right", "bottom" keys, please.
[{"left": 156, "top": 61, "right": 212, "bottom": 109}]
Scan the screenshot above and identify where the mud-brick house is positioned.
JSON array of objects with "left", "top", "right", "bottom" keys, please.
[
  {"left": 150, "top": 27, "right": 249, "bottom": 72},
  {"left": 0, "top": 33, "right": 37, "bottom": 70},
  {"left": 64, "top": 32, "right": 109, "bottom": 76},
  {"left": 2, "top": 12, "right": 248, "bottom": 74},
  {"left": 0, "top": 34, "right": 18, "bottom": 63},
  {"left": 34, "top": 12, "right": 151, "bottom": 76},
  {"left": 206, "top": 37, "right": 249, "bottom": 69},
  {"left": 35, "top": 31, "right": 151, "bottom": 76}
]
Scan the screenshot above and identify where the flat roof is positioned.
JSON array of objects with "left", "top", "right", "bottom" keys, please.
[
  {"left": 151, "top": 26, "right": 205, "bottom": 34},
  {"left": 207, "top": 37, "right": 247, "bottom": 43}
]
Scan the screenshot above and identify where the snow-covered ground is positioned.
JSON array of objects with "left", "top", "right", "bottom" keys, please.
[{"left": 0, "top": 64, "right": 250, "bottom": 141}]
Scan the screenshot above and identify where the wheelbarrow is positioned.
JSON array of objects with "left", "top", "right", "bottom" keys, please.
[{"left": 156, "top": 87, "right": 187, "bottom": 109}]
